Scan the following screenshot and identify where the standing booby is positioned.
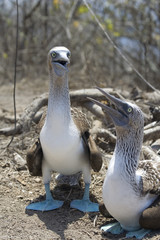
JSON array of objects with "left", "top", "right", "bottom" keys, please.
[
  {"left": 26, "top": 46, "right": 102, "bottom": 212},
  {"left": 88, "top": 88, "right": 160, "bottom": 239}
]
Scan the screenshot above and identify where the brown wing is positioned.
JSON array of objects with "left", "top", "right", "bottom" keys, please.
[
  {"left": 26, "top": 138, "right": 43, "bottom": 176},
  {"left": 139, "top": 195, "right": 160, "bottom": 230},
  {"left": 87, "top": 134, "right": 102, "bottom": 172},
  {"left": 138, "top": 160, "right": 160, "bottom": 195},
  {"left": 36, "top": 109, "right": 47, "bottom": 130},
  {"left": 72, "top": 107, "right": 102, "bottom": 172},
  {"left": 26, "top": 111, "right": 47, "bottom": 176}
]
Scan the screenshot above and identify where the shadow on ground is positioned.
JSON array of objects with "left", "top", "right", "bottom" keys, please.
[{"left": 25, "top": 185, "right": 99, "bottom": 240}]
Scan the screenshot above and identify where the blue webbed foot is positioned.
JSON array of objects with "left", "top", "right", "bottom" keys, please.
[
  {"left": 101, "top": 222, "right": 124, "bottom": 234},
  {"left": 101, "top": 222, "right": 151, "bottom": 239},
  {"left": 70, "top": 199, "right": 99, "bottom": 212},
  {"left": 70, "top": 183, "right": 99, "bottom": 212},
  {"left": 126, "top": 228, "right": 151, "bottom": 239},
  {"left": 26, "top": 199, "right": 64, "bottom": 211},
  {"left": 26, "top": 183, "right": 64, "bottom": 211}
]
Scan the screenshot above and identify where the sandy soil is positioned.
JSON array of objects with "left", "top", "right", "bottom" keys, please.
[{"left": 0, "top": 80, "right": 160, "bottom": 240}]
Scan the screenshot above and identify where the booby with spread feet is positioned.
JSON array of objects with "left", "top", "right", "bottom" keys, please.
[
  {"left": 26, "top": 47, "right": 102, "bottom": 212},
  {"left": 88, "top": 87, "right": 160, "bottom": 239}
]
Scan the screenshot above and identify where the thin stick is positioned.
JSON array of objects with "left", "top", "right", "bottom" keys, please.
[
  {"left": 7, "top": 0, "right": 19, "bottom": 147},
  {"left": 83, "top": 0, "right": 159, "bottom": 93}
]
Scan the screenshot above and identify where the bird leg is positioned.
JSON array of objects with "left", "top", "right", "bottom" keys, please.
[
  {"left": 26, "top": 183, "right": 64, "bottom": 211},
  {"left": 70, "top": 183, "right": 99, "bottom": 212}
]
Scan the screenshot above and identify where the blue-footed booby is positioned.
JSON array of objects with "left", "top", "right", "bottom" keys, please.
[
  {"left": 88, "top": 88, "right": 160, "bottom": 239},
  {"left": 26, "top": 46, "right": 102, "bottom": 212}
]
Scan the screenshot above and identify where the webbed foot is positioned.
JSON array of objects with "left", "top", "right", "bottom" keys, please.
[
  {"left": 26, "top": 199, "right": 64, "bottom": 211},
  {"left": 26, "top": 183, "right": 64, "bottom": 211},
  {"left": 70, "top": 199, "right": 99, "bottom": 212},
  {"left": 70, "top": 183, "right": 99, "bottom": 212},
  {"left": 126, "top": 228, "right": 151, "bottom": 239},
  {"left": 101, "top": 222, "right": 124, "bottom": 234}
]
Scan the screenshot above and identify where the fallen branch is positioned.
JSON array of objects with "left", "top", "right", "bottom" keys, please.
[
  {"left": 142, "top": 146, "right": 160, "bottom": 161},
  {"left": 91, "top": 128, "right": 116, "bottom": 144},
  {"left": 144, "top": 121, "right": 158, "bottom": 130},
  {"left": 83, "top": 102, "right": 105, "bottom": 120},
  {"left": 0, "top": 93, "right": 48, "bottom": 136},
  {"left": 0, "top": 88, "right": 117, "bottom": 136},
  {"left": 70, "top": 88, "right": 119, "bottom": 105},
  {"left": 0, "top": 88, "right": 158, "bottom": 137},
  {"left": 143, "top": 126, "right": 160, "bottom": 142}
]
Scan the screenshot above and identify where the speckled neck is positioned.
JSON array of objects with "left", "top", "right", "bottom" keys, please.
[
  {"left": 46, "top": 68, "right": 71, "bottom": 128},
  {"left": 113, "top": 127, "right": 144, "bottom": 178}
]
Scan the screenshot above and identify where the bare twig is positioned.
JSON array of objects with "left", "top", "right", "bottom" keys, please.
[
  {"left": 7, "top": 0, "right": 19, "bottom": 147},
  {"left": 24, "top": 0, "right": 41, "bottom": 20}
]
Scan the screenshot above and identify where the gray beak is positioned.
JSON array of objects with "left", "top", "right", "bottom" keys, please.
[{"left": 88, "top": 87, "right": 129, "bottom": 126}]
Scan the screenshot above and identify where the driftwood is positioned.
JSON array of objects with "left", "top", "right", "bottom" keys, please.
[
  {"left": 144, "top": 121, "right": 158, "bottom": 130},
  {"left": 144, "top": 126, "right": 160, "bottom": 142},
  {"left": 142, "top": 146, "right": 160, "bottom": 161},
  {"left": 0, "top": 93, "right": 48, "bottom": 136},
  {"left": 91, "top": 128, "right": 116, "bottom": 144},
  {"left": 0, "top": 88, "right": 117, "bottom": 136},
  {"left": 143, "top": 91, "right": 160, "bottom": 105},
  {"left": 0, "top": 88, "right": 159, "bottom": 148}
]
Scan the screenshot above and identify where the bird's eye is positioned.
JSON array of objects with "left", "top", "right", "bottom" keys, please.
[
  {"left": 127, "top": 107, "right": 133, "bottom": 113},
  {"left": 51, "top": 52, "right": 56, "bottom": 58},
  {"left": 67, "top": 52, "right": 71, "bottom": 58}
]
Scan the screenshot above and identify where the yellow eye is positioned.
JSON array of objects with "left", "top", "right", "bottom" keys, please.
[
  {"left": 51, "top": 52, "right": 56, "bottom": 58},
  {"left": 128, "top": 107, "right": 132, "bottom": 113},
  {"left": 67, "top": 52, "right": 71, "bottom": 58}
]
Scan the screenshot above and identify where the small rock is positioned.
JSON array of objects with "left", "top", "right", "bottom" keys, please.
[
  {"left": 17, "top": 195, "right": 23, "bottom": 199},
  {"left": 35, "top": 177, "right": 41, "bottom": 183},
  {"left": 13, "top": 153, "right": 27, "bottom": 171}
]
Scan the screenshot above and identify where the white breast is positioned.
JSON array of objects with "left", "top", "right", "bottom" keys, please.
[
  {"left": 103, "top": 167, "right": 157, "bottom": 231},
  {"left": 40, "top": 119, "right": 87, "bottom": 175}
]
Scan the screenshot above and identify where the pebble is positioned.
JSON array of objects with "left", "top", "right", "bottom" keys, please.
[
  {"left": 13, "top": 153, "right": 27, "bottom": 171},
  {"left": 35, "top": 177, "right": 41, "bottom": 183}
]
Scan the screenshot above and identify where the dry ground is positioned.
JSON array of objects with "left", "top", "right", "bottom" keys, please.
[{"left": 0, "top": 80, "right": 160, "bottom": 240}]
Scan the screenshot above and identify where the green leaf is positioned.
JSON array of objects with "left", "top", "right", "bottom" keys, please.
[
  {"left": 78, "top": 5, "right": 88, "bottom": 14},
  {"left": 113, "top": 31, "right": 120, "bottom": 37},
  {"left": 106, "top": 19, "right": 113, "bottom": 31},
  {"left": 3, "top": 52, "right": 8, "bottom": 59}
]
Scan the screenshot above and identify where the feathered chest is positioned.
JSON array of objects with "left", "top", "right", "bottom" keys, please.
[
  {"left": 39, "top": 118, "right": 86, "bottom": 174},
  {"left": 40, "top": 118, "right": 81, "bottom": 154}
]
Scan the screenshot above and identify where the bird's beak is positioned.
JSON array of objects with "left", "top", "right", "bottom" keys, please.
[
  {"left": 51, "top": 59, "right": 69, "bottom": 77},
  {"left": 88, "top": 87, "right": 129, "bottom": 126}
]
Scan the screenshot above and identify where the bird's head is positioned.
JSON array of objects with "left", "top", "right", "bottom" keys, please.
[
  {"left": 88, "top": 87, "right": 144, "bottom": 131},
  {"left": 48, "top": 46, "right": 71, "bottom": 77}
]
